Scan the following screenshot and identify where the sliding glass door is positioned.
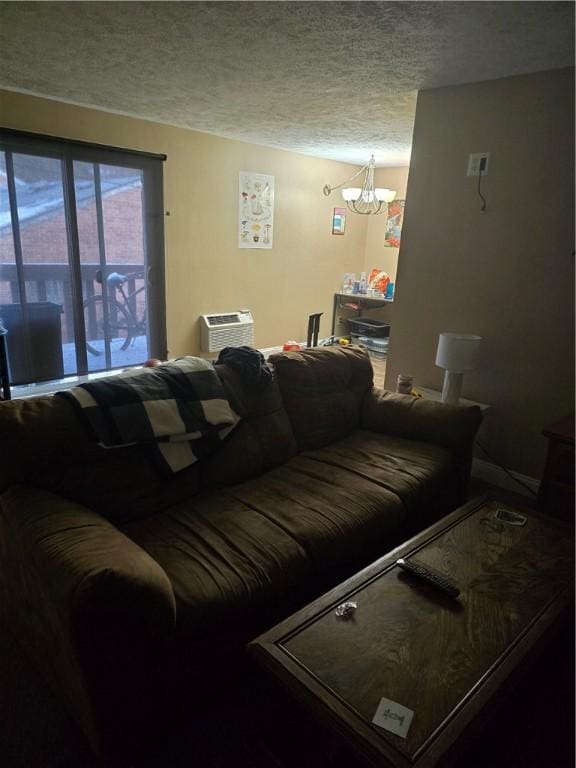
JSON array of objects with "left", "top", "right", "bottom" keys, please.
[{"left": 0, "top": 129, "right": 166, "bottom": 386}]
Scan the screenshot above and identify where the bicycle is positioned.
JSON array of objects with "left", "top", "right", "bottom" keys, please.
[{"left": 83, "top": 269, "right": 147, "bottom": 357}]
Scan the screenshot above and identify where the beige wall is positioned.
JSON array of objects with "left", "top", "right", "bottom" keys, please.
[
  {"left": 0, "top": 90, "right": 370, "bottom": 354},
  {"left": 363, "top": 166, "right": 410, "bottom": 284},
  {"left": 386, "top": 68, "right": 575, "bottom": 478}
]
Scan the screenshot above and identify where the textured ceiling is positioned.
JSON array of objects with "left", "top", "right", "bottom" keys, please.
[{"left": 0, "top": 2, "right": 573, "bottom": 166}]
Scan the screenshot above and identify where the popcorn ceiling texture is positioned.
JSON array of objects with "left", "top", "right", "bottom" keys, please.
[{"left": 0, "top": 1, "right": 573, "bottom": 166}]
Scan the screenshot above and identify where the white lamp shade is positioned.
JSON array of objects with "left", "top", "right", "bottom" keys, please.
[
  {"left": 375, "top": 188, "right": 396, "bottom": 203},
  {"left": 435, "top": 333, "right": 482, "bottom": 372},
  {"left": 342, "top": 187, "right": 361, "bottom": 202}
]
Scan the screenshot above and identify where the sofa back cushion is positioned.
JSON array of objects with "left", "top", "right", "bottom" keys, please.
[
  {"left": 0, "top": 361, "right": 298, "bottom": 523},
  {"left": 270, "top": 346, "right": 374, "bottom": 451},
  {"left": 0, "top": 394, "right": 200, "bottom": 525},
  {"left": 200, "top": 362, "right": 298, "bottom": 487}
]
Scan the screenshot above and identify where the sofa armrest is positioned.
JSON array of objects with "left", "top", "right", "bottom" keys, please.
[
  {"left": 0, "top": 485, "right": 176, "bottom": 761},
  {"left": 361, "top": 388, "right": 482, "bottom": 456}
]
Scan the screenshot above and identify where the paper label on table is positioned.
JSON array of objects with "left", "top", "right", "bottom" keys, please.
[
  {"left": 495, "top": 508, "right": 527, "bottom": 526},
  {"left": 372, "top": 697, "right": 414, "bottom": 738}
]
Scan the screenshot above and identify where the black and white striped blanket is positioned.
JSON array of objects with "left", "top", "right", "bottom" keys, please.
[{"left": 59, "top": 357, "right": 239, "bottom": 474}]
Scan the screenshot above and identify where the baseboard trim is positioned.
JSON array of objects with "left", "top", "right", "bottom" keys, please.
[
  {"left": 472, "top": 457, "right": 540, "bottom": 498},
  {"left": 259, "top": 340, "right": 331, "bottom": 359},
  {"left": 259, "top": 345, "right": 283, "bottom": 359}
]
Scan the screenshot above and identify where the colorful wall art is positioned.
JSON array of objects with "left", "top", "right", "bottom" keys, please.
[
  {"left": 384, "top": 199, "right": 405, "bottom": 248},
  {"left": 238, "top": 172, "right": 275, "bottom": 249},
  {"left": 332, "top": 207, "right": 346, "bottom": 235}
]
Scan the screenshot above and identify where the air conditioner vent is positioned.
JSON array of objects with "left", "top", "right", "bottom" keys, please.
[
  {"left": 208, "top": 314, "right": 239, "bottom": 326},
  {"left": 200, "top": 310, "right": 254, "bottom": 353}
]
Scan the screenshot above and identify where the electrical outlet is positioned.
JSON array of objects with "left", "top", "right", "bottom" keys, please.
[{"left": 467, "top": 152, "right": 490, "bottom": 176}]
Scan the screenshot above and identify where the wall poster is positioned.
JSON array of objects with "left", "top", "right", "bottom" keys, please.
[
  {"left": 238, "top": 172, "right": 275, "bottom": 249},
  {"left": 332, "top": 207, "right": 346, "bottom": 235},
  {"left": 384, "top": 199, "right": 405, "bottom": 248}
]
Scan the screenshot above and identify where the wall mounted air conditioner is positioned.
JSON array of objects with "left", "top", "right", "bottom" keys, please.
[{"left": 200, "top": 310, "right": 254, "bottom": 353}]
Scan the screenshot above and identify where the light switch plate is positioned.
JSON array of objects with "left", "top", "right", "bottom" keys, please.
[{"left": 467, "top": 153, "right": 490, "bottom": 176}]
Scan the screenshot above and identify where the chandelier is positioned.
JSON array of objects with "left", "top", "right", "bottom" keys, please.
[{"left": 323, "top": 155, "right": 396, "bottom": 215}]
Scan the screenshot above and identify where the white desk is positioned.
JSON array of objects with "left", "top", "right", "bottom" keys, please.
[{"left": 330, "top": 292, "right": 393, "bottom": 341}]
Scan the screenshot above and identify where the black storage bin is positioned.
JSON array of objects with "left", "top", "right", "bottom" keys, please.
[
  {"left": 347, "top": 316, "right": 391, "bottom": 337},
  {"left": 0, "top": 302, "right": 64, "bottom": 385}
]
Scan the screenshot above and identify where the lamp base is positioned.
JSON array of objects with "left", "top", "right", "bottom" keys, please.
[{"left": 441, "top": 371, "right": 463, "bottom": 405}]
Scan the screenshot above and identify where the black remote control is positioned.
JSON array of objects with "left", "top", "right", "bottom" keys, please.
[{"left": 396, "top": 558, "right": 460, "bottom": 598}]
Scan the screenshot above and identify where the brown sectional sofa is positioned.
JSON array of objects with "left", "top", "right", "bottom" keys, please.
[{"left": 0, "top": 346, "right": 482, "bottom": 763}]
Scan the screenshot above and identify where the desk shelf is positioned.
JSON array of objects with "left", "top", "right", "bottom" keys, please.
[{"left": 330, "top": 292, "right": 393, "bottom": 350}]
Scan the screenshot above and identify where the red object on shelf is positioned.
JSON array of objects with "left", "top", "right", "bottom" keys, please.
[
  {"left": 282, "top": 342, "right": 301, "bottom": 352},
  {"left": 368, "top": 269, "right": 390, "bottom": 295}
]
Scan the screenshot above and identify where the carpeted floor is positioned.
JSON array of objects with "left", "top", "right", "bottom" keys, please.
[
  {"left": 0, "top": 623, "right": 354, "bottom": 768},
  {"left": 1, "top": 610, "right": 573, "bottom": 768},
  {"left": 1, "top": 479, "right": 572, "bottom": 768},
  {"left": 0, "top": 622, "right": 100, "bottom": 768}
]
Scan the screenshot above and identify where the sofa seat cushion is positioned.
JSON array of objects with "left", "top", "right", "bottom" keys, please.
[
  {"left": 120, "top": 491, "right": 314, "bottom": 649},
  {"left": 225, "top": 455, "right": 406, "bottom": 584},
  {"left": 121, "top": 435, "right": 432, "bottom": 646},
  {"left": 120, "top": 429, "right": 456, "bottom": 651},
  {"left": 301, "top": 429, "right": 458, "bottom": 521}
]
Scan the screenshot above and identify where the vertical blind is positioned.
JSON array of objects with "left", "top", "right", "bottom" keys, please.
[{"left": 0, "top": 128, "right": 166, "bottom": 386}]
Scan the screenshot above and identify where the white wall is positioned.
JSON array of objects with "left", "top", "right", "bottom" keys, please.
[{"left": 386, "top": 68, "right": 575, "bottom": 478}]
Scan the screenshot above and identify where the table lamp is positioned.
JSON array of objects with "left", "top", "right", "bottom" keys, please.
[{"left": 435, "top": 333, "right": 482, "bottom": 404}]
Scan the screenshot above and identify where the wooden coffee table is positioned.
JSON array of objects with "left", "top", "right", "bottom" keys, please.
[{"left": 250, "top": 495, "right": 574, "bottom": 768}]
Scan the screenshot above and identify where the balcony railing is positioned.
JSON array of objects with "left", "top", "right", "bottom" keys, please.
[{"left": 0, "top": 262, "right": 143, "bottom": 343}]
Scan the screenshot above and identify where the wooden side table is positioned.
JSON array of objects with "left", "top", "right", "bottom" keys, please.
[{"left": 537, "top": 414, "right": 575, "bottom": 521}]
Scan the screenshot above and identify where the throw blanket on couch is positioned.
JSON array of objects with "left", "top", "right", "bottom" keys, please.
[{"left": 59, "top": 357, "right": 239, "bottom": 474}]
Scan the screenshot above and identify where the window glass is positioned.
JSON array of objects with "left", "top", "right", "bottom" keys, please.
[
  {"left": 0, "top": 152, "right": 17, "bottom": 308},
  {"left": 0, "top": 133, "right": 165, "bottom": 387}
]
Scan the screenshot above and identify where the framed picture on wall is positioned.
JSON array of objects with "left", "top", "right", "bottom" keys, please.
[
  {"left": 238, "top": 172, "right": 275, "bottom": 249},
  {"left": 384, "top": 199, "right": 405, "bottom": 248},
  {"left": 332, "top": 207, "right": 346, "bottom": 235}
]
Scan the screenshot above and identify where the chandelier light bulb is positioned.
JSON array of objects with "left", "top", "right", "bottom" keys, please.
[
  {"left": 342, "top": 187, "right": 361, "bottom": 202},
  {"left": 375, "top": 188, "right": 396, "bottom": 203}
]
